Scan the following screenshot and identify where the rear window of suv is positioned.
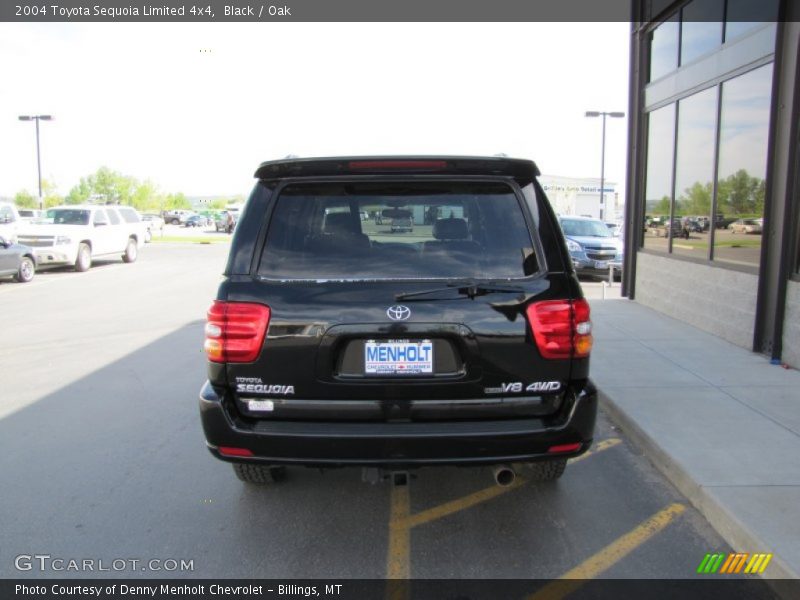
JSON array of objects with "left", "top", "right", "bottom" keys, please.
[{"left": 257, "top": 181, "right": 538, "bottom": 280}]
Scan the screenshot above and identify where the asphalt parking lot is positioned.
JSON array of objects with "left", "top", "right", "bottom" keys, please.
[{"left": 0, "top": 244, "right": 775, "bottom": 594}]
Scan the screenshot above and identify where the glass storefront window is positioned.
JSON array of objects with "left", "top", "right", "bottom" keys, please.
[
  {"left": 643, "top": 104, "right": 675, "bottom": 252},
  {"left": 649, "top": 16, "right": 679, "bottom": 82},
  {"left": 673, "top": 86, "right": 718, "bottom": 259},
  {"left": 680, "top": 0, "right": 723, "bottom": 65},
  {"left": 714, "top": 64, "right": 773, "bottom": 269}
]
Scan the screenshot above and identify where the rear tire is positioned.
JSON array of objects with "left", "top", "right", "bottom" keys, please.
[
  {"left": 526, "top": 459, "right": 567, "bottom": 481},
  {"left": 15, "top": 256, "right": 35, "bottom": 283},
  {"left": 75, "top": 243, "right": 91, "bottom": 272},
  {"left": 122, "top": 237, "right": 137, "bottom": 263},
  {"left": 232, "top": 463, "right": 286, "bottom": 485}
]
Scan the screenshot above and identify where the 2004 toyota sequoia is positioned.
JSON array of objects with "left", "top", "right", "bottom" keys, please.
[{"left": 199, "top": 156, "right": 597, "bottom": 485}]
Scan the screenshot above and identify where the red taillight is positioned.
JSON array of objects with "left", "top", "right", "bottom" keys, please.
[
  {"left": 348, "top": 160, "right": 447, "bottom": 170},
  {"left": 548, "top": 442, "right": 582, "bottom": 454},
  {"left": 218, "top": 446, "right": 254, "bottom": 457},
  {"left": 204, "top": 301, "right": 270, "bottom": 363},
  {"left": 525, "top": 299, "right": 593, "bottom": 360}
]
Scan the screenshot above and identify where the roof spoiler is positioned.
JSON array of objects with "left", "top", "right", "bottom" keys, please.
[{"left": 254, "top": 156, "right": 541, "bottom": 184}]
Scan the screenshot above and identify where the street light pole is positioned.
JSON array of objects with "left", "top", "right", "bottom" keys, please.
[
  {"left": 585, "top": 111, "right": 624, "bottom": 222},
  {"left": 18, "top": 114, "right": 53, "bottom": 211}
]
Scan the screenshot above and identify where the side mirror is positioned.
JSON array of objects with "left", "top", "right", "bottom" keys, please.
[
  {"left": 0, "top": 236, "right": 9, "bottom": 247},
  {"left": 2, "top": 215, "right": 10, "bottom": 224}
]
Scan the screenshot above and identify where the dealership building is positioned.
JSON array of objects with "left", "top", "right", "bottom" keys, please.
[
  {"left": 623, "top": 0, "right": 800, "bottom": 367},
  {"left": 539, "top": 175, "right": 622, "bottom": 222}
]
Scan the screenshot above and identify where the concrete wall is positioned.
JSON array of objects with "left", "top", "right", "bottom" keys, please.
[
  {"left": 635, "top": 252, "right": 758, "bottom": 350},
  {"left": 783, "top": 280, "right": 800, "bottom": 369}
]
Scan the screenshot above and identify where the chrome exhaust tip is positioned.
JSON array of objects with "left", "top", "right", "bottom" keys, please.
[{"left": 492, "top": 464, "right": 516, "bottom": 487}]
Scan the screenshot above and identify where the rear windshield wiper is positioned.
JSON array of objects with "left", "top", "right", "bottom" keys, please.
[{"left": 395, "top": 282, "right": 525, "bottom": 301}]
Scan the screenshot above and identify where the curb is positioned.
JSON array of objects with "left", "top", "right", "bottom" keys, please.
[{"left": 598, "top": 391, "right": 798, "bottom": 591}]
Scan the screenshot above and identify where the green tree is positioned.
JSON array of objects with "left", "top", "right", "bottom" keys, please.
[
  {"left": 42, "top": 179, "right": 63, "bottom": 208},
  {"left": 66, "top": 178, "right": 92, "bottom": 204},
  {"left": 14, "top": 190, "right": 37, "bottom": 209},
  {"left": 14, "top": 180, "right": 62, "bottom": 209},
  {"left": 162, "top": 192, "right": 191, "bottom": 211},
  {"left": 65, "top": 167, "right": 190, "bottom": 213},
  {"left": 92, "top": 166, "right": 123, "bottom": 203},
  {"left": 131, "top": 180, "right": 160, "bottom": 211},
  {"left": 678, "top": 181, "right": 712, "bottom": 217},
  {"left": 654, "top": 195, "right": 671, "bottom": 215},
  {"left": 754, "top": 179, "right": 766, "bottom": 217},
  {"left": 718, "top": 169, "right": 762, "bottom": 216},
  {"left": 66, "top": 167, "right": 138, "bottom": 205}
]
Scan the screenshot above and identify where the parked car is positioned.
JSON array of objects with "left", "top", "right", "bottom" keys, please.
[
  {"left": 215, "top": 210, "right": 240, "bottom": 233},
  {"left": 559, "top": 216, "right": 623, "bottom": 279},
  {"left": 729, "top": 219, "right": 762, "bottom": 234},
  {"left": 649, "top": 217, "right": 683, "bottom": 238},
  {"left": 715, "top": 213, "right": 737, "bottom": 229},
  {"left": 0, "top": 235, "right": 36, "bottom": 283},
  {"left": 17, "top": 205, "right": 146, "bottom": 272},
  {"left": 390, "top": 216, "right": 414, "bottom": 233},
  {"left": 162, "top": 209, "right": 193, "bottom": 225},
  {"left": 685, "top": 217, "right": 704, "bottom": 233},
  {"left": 199, "top": 155, "right": 597, "bottom": 486},
  {"left": 141, "top": 213, "right": 164, "bottom": 242},
  {"left": 0, "top": 202, "right": 22, "bottom": 243},
  {"left": 17, "top": 209, "right": 44, "bottom": 222},
  {"left": 184, "top": 214, "right": 209, "bottom": 228}
]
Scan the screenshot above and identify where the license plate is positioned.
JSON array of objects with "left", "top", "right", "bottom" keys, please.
[
  {"left": 595, "top": 260, "right": 608, "bottom": 269},
  {"left": 365, "top": 339, "right": 433, "bottom": 375}
]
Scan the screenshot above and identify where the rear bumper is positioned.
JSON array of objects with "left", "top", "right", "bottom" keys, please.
[
  {"left": 32, "top": 246, "right": 77, "bottom": 266},
  {"left": 572, "top": 258, "right": 622, "bottom": 277},
  {"left": 198, "top": 381, "right": 597, "bottom": 467}
]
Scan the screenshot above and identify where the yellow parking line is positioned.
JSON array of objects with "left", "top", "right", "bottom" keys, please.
[
  {"left": 407, "top": 438, "right": 622, "bottom": 527},
  {"left": 385, "top": 438, "right": 624, "bottom": 590},
  {"left": 404, "top": 439, "right": 621, "bottom": 529},
  {"left": 527, "top": 503, "right": 686, "bottom": 600},
  {"left": 386, "top": 482, "right": 411, "bottom": 584},
  {"left": 405, "top": 476, "right": 527, "bottom": 528},
  {"left": 569, "top": 438, "right": 622, "bottom": 464}
]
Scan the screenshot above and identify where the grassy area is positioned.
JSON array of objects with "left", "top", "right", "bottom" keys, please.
[
  {"left": 674, "top": 239, "right": 762, "bottom": 249},
  {"left": 150, "top": 236, "right": 231, "bottom": 244}
]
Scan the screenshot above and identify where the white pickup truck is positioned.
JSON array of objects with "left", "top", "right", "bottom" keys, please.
[{"left": 17, "top": 205, "right": 147, "bottom": 271}]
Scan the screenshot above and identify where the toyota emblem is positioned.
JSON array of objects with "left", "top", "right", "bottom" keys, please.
[{"left": 386, "top": 305, "right": 411, "bottom": 321}]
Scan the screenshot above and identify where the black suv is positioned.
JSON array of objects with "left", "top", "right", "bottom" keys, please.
[{"left": 199, "top": 156, "right": 597, "bottom": 485}]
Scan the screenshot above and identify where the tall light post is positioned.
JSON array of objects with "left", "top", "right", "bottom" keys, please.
[
  {"left": 585, "top": 111, "right": 624, "bottom": 222},
  {"left": 18, "top": 114, "right": 53, "bottom": 211}
]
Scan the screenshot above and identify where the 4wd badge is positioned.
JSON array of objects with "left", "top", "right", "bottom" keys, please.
[{"left": 484, "top": 381, "right": 562, "bottom": 394}]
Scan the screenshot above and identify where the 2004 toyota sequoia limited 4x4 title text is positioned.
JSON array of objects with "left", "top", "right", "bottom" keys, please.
[{"left": 199, "top": 156, "right": 597, "bottom": 485}]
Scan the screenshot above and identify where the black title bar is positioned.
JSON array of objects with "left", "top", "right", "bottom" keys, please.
[
  {"left": 3, "top": 0, "right": 632, "bottom": 23},
  {"left": 3, "top": 579, "right": 796, "bottom": 600}
]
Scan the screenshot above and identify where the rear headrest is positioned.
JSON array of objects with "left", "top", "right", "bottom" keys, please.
[
  {"left": 324, "top": 212, "right": 356, "bottom": 235},
  {"left": 433, "top": 218, "right": 469, "bottom": 240}
]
